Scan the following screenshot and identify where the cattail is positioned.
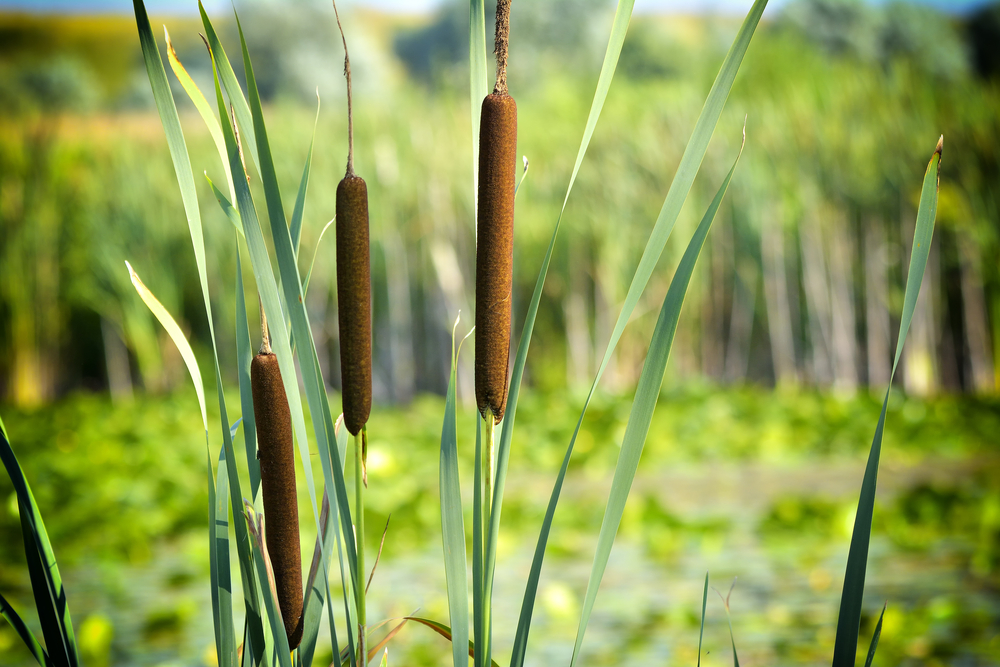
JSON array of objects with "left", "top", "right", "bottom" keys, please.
[
  {"left": 475, "top": 0, "right": 516, "bottom": 424},
  {"left": 251, "top": 324, "right": 304, "bottom": 648},
  {"left": 333, "top": 0, "right": 372, "bottom": 437},
  {"left": 336, "top": 174, "right": 372, "bottom": 435}
]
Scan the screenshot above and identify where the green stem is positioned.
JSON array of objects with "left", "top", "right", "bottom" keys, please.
[
  {"left": 354, "top": 429, "right": 367, "bottom": 666},
  {"left": 482, "top": 414, "right": 495, "bottom": 663}
]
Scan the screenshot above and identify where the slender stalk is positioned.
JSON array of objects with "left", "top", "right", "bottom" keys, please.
[
  {"left": 354, "top": 430, "right": 366, "bottom": 665},
  {"left": 481, "top": 413, "right": 495, "bottom": 663},
  {"left": 331, "top": 0, "right": 354, "bottom": 177}
]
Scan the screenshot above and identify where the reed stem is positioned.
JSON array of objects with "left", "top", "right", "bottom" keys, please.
[{"left": 354, "top": 429, "right": 367, "bottom": 665}]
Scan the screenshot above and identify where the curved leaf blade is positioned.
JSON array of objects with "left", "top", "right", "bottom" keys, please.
[
  {"left": 831, "top": 138, "right": 942, "bottom": 667},
  {"left": 569, "top": 138, "right": 744, "bottom": 666}
]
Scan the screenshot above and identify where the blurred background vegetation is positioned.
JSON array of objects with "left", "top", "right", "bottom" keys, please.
[{"left": 0, "top": 0, "right": 999, "bottom": 665}]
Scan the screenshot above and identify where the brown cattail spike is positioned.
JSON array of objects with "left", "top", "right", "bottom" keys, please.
[
  {"left": 251, "top": 352, "right": 304, "bottom": 648},
  {"left": 475, "top": 92, "right": 517, "bottom": 423},
  {"left": 336, "top": 175, "right": 373, "bottom": 435}
]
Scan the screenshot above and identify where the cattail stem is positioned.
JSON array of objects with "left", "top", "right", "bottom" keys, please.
[
  {"left": 331, "top": 0, "right": 354, "bottom": 177},
  {"left": 353, "top": 429, "right": 367, "bottom": 665},
  {"left": 493, "top": 0, "right": 511, "bottom": 96}
]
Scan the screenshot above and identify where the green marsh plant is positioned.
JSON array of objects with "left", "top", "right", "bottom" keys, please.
[{"left": 0, "top": 1, "right": 944, "bottom": 666}]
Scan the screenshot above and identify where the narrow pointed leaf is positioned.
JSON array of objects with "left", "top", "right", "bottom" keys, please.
[
  {"left": 236, "top": 249, "right": 262, "bottom": 501},
  {"left": 0, "top": 591, "right": 51, "bottom": 667},
  {"left": 832, "top": 138, "right": 942, "bottom": 667},
  {"left": 569, "top": 140, "right": 744, "bottom": 666},
  {"left": 508, "top": 1, "right": 769, "bottom": 661},
  {"left": 165, "top": 26, "right": 235, "bottom": 202},
  {"left": 199, "top": 1, "right": 259, "bottom": 170},
  {"left": 0, "top": 428, "right": 78, "bottom": 667},
  {"left": 440, "top": 320, "right": 469, "bottom": 667}
]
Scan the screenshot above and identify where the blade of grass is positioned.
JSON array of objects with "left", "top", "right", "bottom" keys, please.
[
  {"left": 245, "top": 505, "right": 293, "bottom": 667},
  {"left": 290, "top": 92, "right": 321, "bottom": 254},
  {"left": 0, "top": 591, "right": 51, "bottom": 667},
  {"left": 715, "top": 581, "right": 739, "bottom": 667},
  {"left": 131, "top": 7, "right": 267, "bottom": 659},
  {"left": 568, "top": 135, "right": 744, "bottom": 667},
  {"left": 507, "top": 1, "right": 768, "bottom": 661},
  {"left": 831, "top": 137, "right": 942, "bottom": 667},
  {"left": 697, "top": 573, "right": 708, "bottom": 667},
  {"left": 208, "top": 174, "right": 244, "bottom": 237},
  {"left": 300, "top": 494, "right": 339, "bottom": 667},
  {"left": 127, "top": 261, "right": 247, "bottom": 666},
  {"left": 0, "top": 426, "right": 78, "bottom": 667},
  {"left": 236, "top": 247, "right": 262, "bottom": 502},
  {"left": 213, "top": 444, "right": 237, "bottom": 667},
  {"left": 404, "top": 617, "right": 501, "bottom": 667},
  {"left": 302, "top": 217, "right": 335, "bottom": 297},
  {"left": 127, "top": 261, "right": 206, "bottom": 429},
  {"left": 165, "top": 26, "right": 235, "bottom": 203},
  {"left": 198, "top": 0, "right": 259, "bottom": 171},
  {"left": 440, "top": 316, "right": 470, "bottom": 667},
  {"left": 863, "top": 604, "right": 886, "bottom": 667},
  {"left": 472, "top": 416, "right": 485, "bottom": 667},
  {"left": 495, "top": 0, "right": 639, "bottom": 660}
]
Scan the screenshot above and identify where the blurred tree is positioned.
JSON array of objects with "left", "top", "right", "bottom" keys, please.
[{"left": 967, "top": 1, "right": 1000, "bottom": 78}]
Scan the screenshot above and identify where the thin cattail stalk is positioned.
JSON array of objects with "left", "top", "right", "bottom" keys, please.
[
  {"left": 354, "top": 429, "right": 367, "bottom": 665},
  {"left": 331, "top": 0, "right": 354, "bottom": 177}
]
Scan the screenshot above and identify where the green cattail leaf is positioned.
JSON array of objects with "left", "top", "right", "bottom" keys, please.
[
  {"left": 472, "top": 417, "right": 485, "bottom": 667},
  {"left": 697, "top": 573, "right": 708, "bottom": 667},
  {"left": 303, "top": 218, "right": 336, "bottom": 297},
  {"left": 245, "top": 506, "right": 293, "bottom": 667},
  {"left": 0, "top": 590, "right": 51, "bottom": 667},
  {"left": 198, "top": 0, "right": 259, "bottom": 171},
  {"left": 165, "top": 25, "right": 235, "bottom": 203},
  {"left": 236, "top": 248, "right": 262, "bottom": 501},
  {"left": 863, "top": 604, "right": 887, "bottom": 667},
  {"left": 132, "top": 2, "right": 265, "bottom": 660},
  {"left": 211, "top": 445, "right": 237, "bottom": 667},
  {"left": 506, "top": 2, "right": 768, "bottom": 663},
  {"left": 402, "top": 617, "right": 501, "bottom": 667},
  {"left": 0, "top": 426, "right": 78, "bottom": 667},
  {"left": 126, "top": 261, "right": 207, "bottom": 429},
  {"left": 832, "top": 138, "right": 942, "bottom": 667},
  {"left": 300, "top": 494, "right": 340, "bottom": 667},
  {"left": 440, "top": 319, "right": 469, "bottom": 667},
  {"left": 291, "top": 93, "right": 321, "bottom": 254},
  {"left": 207, "top": 174, "right": 243, "bottom": 236},
  {"left": 568, "top": 136, "right": 744, "bottom": 667}
]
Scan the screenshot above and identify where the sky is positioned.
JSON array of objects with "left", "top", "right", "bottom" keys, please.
[{"left": 0, "top": 0, "right": 992, "bottom": 16}]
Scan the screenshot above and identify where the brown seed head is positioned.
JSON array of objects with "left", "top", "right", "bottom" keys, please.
[
  {"left": 475, "top": 93, "right": 517, "bottom": 423},
  {"left": 336, "top": 174, "right": 372, "bottom": 435},
  {"left": 250, "top": 352, "right": 303, "bottom": 648}
]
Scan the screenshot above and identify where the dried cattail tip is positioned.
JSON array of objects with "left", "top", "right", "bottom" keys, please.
[
  {"left": 251, "top": 352, "right": 304, "bottom": 648},
  {"left": 336, "top": 174, "right": 373, "bottom": 436},
  {"left": 475, "top": 92, "right": 517, "bottom": 423}
]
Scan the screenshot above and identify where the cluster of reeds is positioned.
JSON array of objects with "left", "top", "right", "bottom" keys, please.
[{"left": 0, "top": 1, "right": 945, "bottom": 666}]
